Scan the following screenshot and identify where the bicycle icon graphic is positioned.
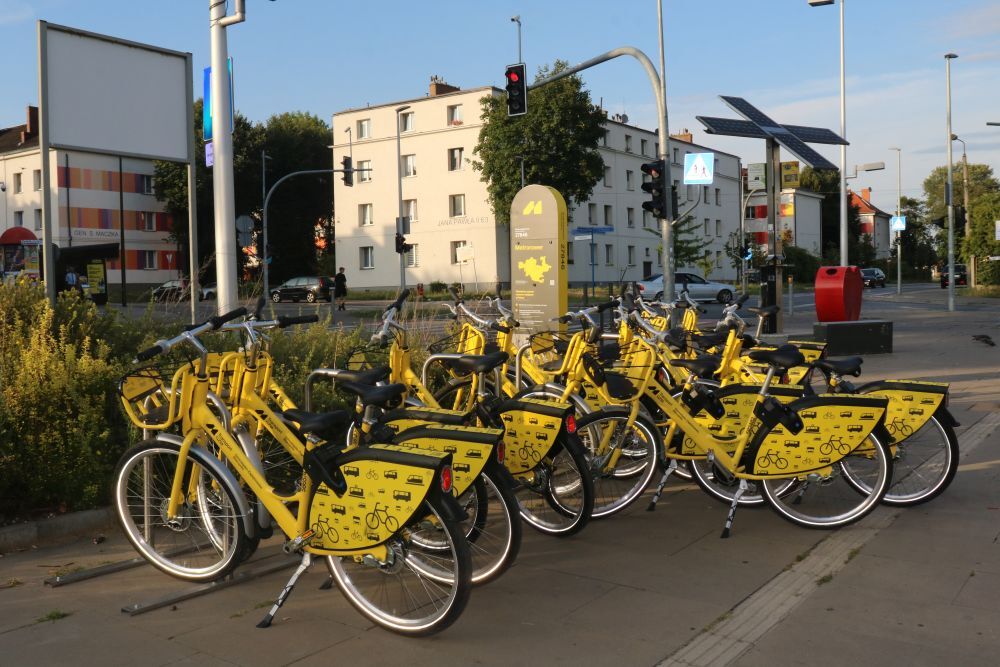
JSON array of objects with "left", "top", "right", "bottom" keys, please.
[
  {"left": 365, "top": 468, "right": 379, "bottom": 481},
  {"left": 517, "top": 444, "right": 542, "bottom": 465},
  {"left": 819, "top": 436, "right": 852, "bottom": 456},
  {"left": 886, "top": 417, "right": 913, "bottom": 439},
  {"left": 365, "top": 502, "right": 399, "bottom": 532},
  {"left": 311, "top": 517, "right": 340, "bottom": 545},
  {"left": 756, "top": 450, "right": 789, "bottom": 470}
]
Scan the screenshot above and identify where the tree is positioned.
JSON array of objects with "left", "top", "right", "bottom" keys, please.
[
  {"left": 922, "top": 163, "right": 1000, "bottom": 223},
  {"left": 897, "top": 196, "right": 937, "bottom": 275},
  {"left": 965, "top": 192, "right": 1000, "bottom": 285},
  {"left": 472, "top": 61, "right": 607, "bottom": 226},
  {"left": 642, "top": 212, "right": 712, "bottom": 273},
  {"left": 798, "top": 166, "right": 868, "bottom": 265}
]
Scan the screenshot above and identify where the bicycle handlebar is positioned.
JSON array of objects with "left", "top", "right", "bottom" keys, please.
[
  {"left": 136, "top": 343, "right": 165, "bottom": 362},
  {"left": 448, "top": 286, "right": 462, "bottom": 303},
  {"left": 385, "top": 289, "right": 410, "bottom": 314},
  {"left": 278, "top": 314, "right": 319, "bottom": 328}
]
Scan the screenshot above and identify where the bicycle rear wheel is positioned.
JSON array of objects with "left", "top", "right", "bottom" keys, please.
[
  {"left": 461, "top": 471, "right": 522, "bottom": 585},
  {"left": 326, "top": 497, "right": 472, "bottom": 636},
  {"left": 514, "top": 437, "right": 594, "bottom": 537},
  {"left": 844, "top": 415, "right": 957, "bottom": 506},
  {"left": 762, "top": 433, "right": 892, "bottom": 529},
  {"left": 574, "top": 410, "right": 660, "bottom": 518},
  {"left": 114, "top": 440, "right": 247, "bottom": 582}
]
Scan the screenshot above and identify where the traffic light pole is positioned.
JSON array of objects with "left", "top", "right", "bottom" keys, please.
[
  {"left": 262, "top": 169, "right": 333, "bottom": 301},
  {"left": 528, "top": 44, "right": 674, "bottom": 308}
]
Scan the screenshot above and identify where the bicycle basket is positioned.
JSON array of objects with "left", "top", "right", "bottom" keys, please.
[
  {"left": 118, "top": 357, "right": 195, "bottom": 430},
  {"left": 427, "top": 329, "right": 465, "bottom": 355},
  {"left": 344, "top": 344, "right": 390, "bottom": 372},
  {"left": 528, "top": 331, "right": 574, "bottom": 373}
]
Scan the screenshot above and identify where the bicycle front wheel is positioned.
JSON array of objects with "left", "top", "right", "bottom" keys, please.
[
  {"left": 762, "top": 433, "right": 892, "bottom": 529},
  {"left": 460, "top": 470, "right": 522, "bottom": 585},
  {"left": 574, "top": 410, "right": 660, "bottom": 518},
  {"left": 113, "top": 440, "right": 247, "bottom": 582},
  {"left": 514, "top": 436, "right": 594, "bottom": 537},
  {"left": 326, "top": 497, "right": 472, "bottom": 636}
]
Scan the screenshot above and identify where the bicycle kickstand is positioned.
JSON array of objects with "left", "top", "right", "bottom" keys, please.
[
  {"left": 257, "top": 552, "right": 312, "bottom": 628},
  {"left": 720, "top": 479, "right": 749, "bottom": 539},
  {"left": 646, "top": 459, "right": 680, "bottom": 512}
]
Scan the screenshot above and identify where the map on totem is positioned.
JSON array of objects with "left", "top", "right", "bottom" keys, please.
[{"left": 518, "top": 256, "right": 552, "bottom": 282}]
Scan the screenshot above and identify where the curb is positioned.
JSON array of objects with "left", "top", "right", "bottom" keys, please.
[{"left": 0, "top": 507, "right": 116, "bottom": 554}]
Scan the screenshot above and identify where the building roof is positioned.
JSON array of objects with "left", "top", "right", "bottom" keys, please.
[
  {"left": 0, "top": 123, "right": 38, "bottom": 155},
  {"left": 333, "top": 86, "right": 499, "bottom": 117},
  {"left": 849, "top": 189, "right": 891, "bottom": 218}
]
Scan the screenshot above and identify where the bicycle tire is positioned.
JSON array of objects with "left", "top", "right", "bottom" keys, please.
[
  {"left": 326, "top": 497, "right": 472, "bottom": 636},
  {"left": 842, "top": 415, "right": 958, "bottom": 507},
  {"left": 573, "top": 409, "right": 660, "bottom": 518},
  {"left": 762, "top": 432, "right": 892, "bottom": 529},
  {"left": 113, "top": 439, "right": 247, "bottom": 583},
  {"left": 514, "top": 435, "right": 594, "bottom": 537},
  {"left": 460, "top": 471, "right": 522, "bottom": 585}
]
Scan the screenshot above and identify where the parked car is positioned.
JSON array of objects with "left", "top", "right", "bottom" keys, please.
[
  {"left": 200, "top": 283, "right": 217, "bottom": 300},
  {"left": 635, "top": 272, "right": 734, "bottom": 303},
  {"left": 940, "top": 264, "right": 967, "bottom": 289},
  {"left": 270, "top": 276, "right": 333, "bottom": 303},
  {"left": 860, "top": 268, "right": 886, "bottom": 288},
  {"left": 151, "top": 279, "right": 193, "bottom": 302}
]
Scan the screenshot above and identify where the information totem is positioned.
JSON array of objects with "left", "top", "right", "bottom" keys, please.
[{"left": 510, "top": 185, "right": 568, "bottom": 343}]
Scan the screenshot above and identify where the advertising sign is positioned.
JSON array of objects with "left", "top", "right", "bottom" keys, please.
[
  {"left": 747, "top": 163, "right": 766, "bottom": 191},
  {"left": 780, "top": 161, "right": 800, "bottom": 189},
  {"left": 683, "top": 153, "right": 715, "bottom": 185},
  {"left": 510, "top": 185, "right": 568, "bottom": 337}
]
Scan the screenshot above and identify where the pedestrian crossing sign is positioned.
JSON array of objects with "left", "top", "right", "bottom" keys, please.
[{"left": 683, "top": 152, "right": 715, "bottom": 185}]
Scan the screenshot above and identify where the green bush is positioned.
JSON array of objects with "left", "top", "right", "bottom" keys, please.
[
  {"left": 429, "top": 281, "right": 448, "bottom": 293},
  {"left": 782, "top": 246, "right": 822, "bottom": 284}
]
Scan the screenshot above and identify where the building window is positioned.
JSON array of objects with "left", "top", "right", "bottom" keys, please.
[
  {"left": 605, "top": 244, "right": 614, "bottom": 265},
  {"left": 449, "top": 194, "right": 465, "bottom": 217},
  {"left": 13, "top": 210, "right": 23, "bottom": 227},
  {"left": 672, "top": 148, "right": 679, "bottom": 164},
  {"left": 138, "top": 174, "right": 153, "bottom": 194},
  {"left": 640, "top": 139, "right": 648, "bottom": 156},
  {"left": 601, "top": 130, "right": 609, "bottom": 147},
  {"left": 589, "top": 243, "right": 597, "bottom": 266},
  {"left": 624, "top": 135, "right": 633, "bottom": 153},
  {"left": 404, "top": 199, "right": 417, "bottom": 223},
  {"left": 13, "top": 173, "right": 22, "bottom": 193},
  {"left": 33, "top": 169, "right": 41, "bottom": 191},
  {"left": 715, "top": 188, "right": 721, "bottom": 205},
  {"left": 34, "top": 209, "right": 42, "bottom": 230},
  {"left": 448, "top": 147, "right": 464, "bottom": 171},
  {"left": 358, "top": 159, "right": 372, "bottom": 182},
  {"left": 360, "top": 246, "right": 374, "bottom": 269},
  {"left": 603, "top": 166, "right": 612, "bottom": 187},
  {"left": 567, "top": 242, "right": 575, "bottom": 265},
  {"left": 450, "top": 240, "right": 468, "bottom": 264},
  {"left": 357, "top": 118, "right": 372, "bottom": 139},
  {"left": 627, "top": 207, "right": 635, "bottom": 228},
  {"left": 447, "top": 104, "right": 463, "bottom": 125},
  {"left": 716, "top": 250, "right": 722, "bottom": 268},
  {"left": 703, "top": 186, "right": 709, "bottom": 203},
  {"left": 643, "top": 211, "right": 651, "bottom": 228},
  {"left": 405, "top": 244, "right": 419, "bottom": 268},
  {"left": 645, "top": 247, "right": 651, "bottom": 258},
  {"left": 400, "top": 111, "right": 414, "bottom": 132},
  {"left": 140, "top": 250, "right": 158, "bottom": 270},
  {"left": 704, "top": 219, "right": 710, "bottom": 235},
  {"left": 402, "top": 154, "right": 416, "bottom": 177},
  {"left": 657, "top": 249, "right": 662, "bottom": 266},
  {"left": 715, "top": 220, "right": 721, "bottom": 237},
  {"left": 626, "top": 170, "right": 635, "bottom": 191},
  {"left": 604, "top": 205, "right": 613, "bottom": 226},
  {"left": 588, "top": 203, "right": 597, "bottom": 225},
  {"left": 359, "top": 203, "right": 373, "bottom": 226},
  {"left": 142, "top": 211, "right": 156, "bottom": 231},
  {"left": 627, "top": 246, "right": 636, "bottom": 266}
]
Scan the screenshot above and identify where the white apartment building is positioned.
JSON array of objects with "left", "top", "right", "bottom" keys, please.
[
  {"left": 331, "top": 82, "right": 742, "bottom": 291},
  {"left": 745, "top": 188, "right": 825, "bottom": 257},
  {"left": 0, "top": 106, "right": 176, "bottom": 285}
]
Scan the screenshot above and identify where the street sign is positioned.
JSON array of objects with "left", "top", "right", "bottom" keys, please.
[
  {"left": 747, "top": 163, "right": 766, "bottom": 190},
  {"left": 205, "top": 141, "right": 214, "bottom": 167},
  {"left": 890, "top": 215, "right": 907, "bottom": 232},
  {"left": 995, "top": 220, "right": 1000, "bottom": 241},
  {"left": 203, "top": 59, "right": 234, "bottom": 141},
  {"left": 683, "top": 152, "right": 714, "bottom": 185},
  {"left": 573, "top": 235, "right": 592, "bottom": 241},
  {"left": 988, "top": 256, "right": 1000, "bottom": 261},
  {"left": 571, "top": 226, "right": 613, "bottom": 235}
]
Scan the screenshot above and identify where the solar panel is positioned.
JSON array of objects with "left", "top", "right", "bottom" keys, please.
[
  {"left": 772, "top": 133, "right": 839, "bottom": 170},
  {"left": 784, "top": 125, "right": 848, "bottom": 146},
  {"left": 719, "top": 96, "right": 779, "bottom": 128},
  {"left": 696, "top": 116, "right": 769, "bottom": 139}
]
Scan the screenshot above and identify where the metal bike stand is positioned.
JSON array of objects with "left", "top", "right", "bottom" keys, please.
[{"left": 43, "top": 546, "right": 197, "bottom": 588}]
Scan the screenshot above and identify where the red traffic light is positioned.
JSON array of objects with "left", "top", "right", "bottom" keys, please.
[{"left": 508, "top": 71, "right": 519, "bottom": 83}]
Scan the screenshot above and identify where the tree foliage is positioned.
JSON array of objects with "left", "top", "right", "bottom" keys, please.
[
  {"left": 965, "top": 192, "right": 1000, "bottom": 284},
  {"left": 798, "top": 166, "right": 871, "bottom": 265},
  {"left": 472, "top": 61, "right": 607, "bottom": 225},
  {"left": 922, "top": 163, "right": 1000, "bottom": 223}
]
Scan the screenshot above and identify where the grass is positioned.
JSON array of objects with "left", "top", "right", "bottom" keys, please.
[
  {"left": 846, "top": 546, "right": 862, "bottom": 563},
  {"left": 3, "top": 578, "right": 23, "bottom": 589},
  {"left": 36, "top": 610, "right": 70, "bottom": 623},
  {"left": 966, "top": 285, "right": 1000, "bottom": 298},
  {"left": 815, "top": 574, "right": 834, "bottom": 586}
]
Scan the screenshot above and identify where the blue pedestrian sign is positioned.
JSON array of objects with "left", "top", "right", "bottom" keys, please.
[
  {"left": 683, "top": 152, "right": 715, "bottom": 185},
  {"left": 890, "top": 215, "right": 906, "bottom": 232}
]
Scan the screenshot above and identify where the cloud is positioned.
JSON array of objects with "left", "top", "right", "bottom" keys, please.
[
  {"left": 0, "top": 2, "right": 33, "bottom": 26},
  {"left": 945, "top": 3, "right": 1000, "bottom": 39}
]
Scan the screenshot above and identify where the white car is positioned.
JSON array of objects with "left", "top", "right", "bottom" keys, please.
[{"left": 635, "top": 272, "right": 735, "bottom": 304}]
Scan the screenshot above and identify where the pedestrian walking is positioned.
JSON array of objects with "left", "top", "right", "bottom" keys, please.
[
  {"left": 64, "top": 266, "right": 78, "bottom": 292},
  {"left": 334, "top": 267, "right": 348, "bottom": 311}
]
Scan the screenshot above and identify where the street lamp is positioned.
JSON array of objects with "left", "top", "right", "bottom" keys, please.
[
  {"left": 889, "top": 147, "right": 902, "bottom": 295},
  {"left": 261, "top": 150, "right": 272, "bottom": 297},
  {"left": 945, "top": 53, "right": 958, "bottom": 312},
  {"left": 808, "top": 0, "right": 848, "bottom": 266},
  {"left": 740, "top": 186, "right": 764, "bottom": 294},
  {"left": 510, "top": 15, "right": 522, "bottom": 63},
  {"left": 844, "top": 162, "right": 885, "bottom": 180},
  {"left": 950, "top": 133, "right": 970, "bottom": 237},
  {"left": 395, "top": 104, "right": 411, "bottom": 291}
]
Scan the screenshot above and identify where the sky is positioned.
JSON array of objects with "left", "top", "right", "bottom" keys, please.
[{"left": 2, "top": 0, "right": 999, "bottom": 215}]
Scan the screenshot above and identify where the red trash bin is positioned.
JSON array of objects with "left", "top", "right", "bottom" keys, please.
[{"left": 814, "top": 266, "right": 863, "bottom": 322}]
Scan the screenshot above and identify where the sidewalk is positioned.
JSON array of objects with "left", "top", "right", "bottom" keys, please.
[{"left": 0, "top": 302, "right": 997, "bottom": 666}]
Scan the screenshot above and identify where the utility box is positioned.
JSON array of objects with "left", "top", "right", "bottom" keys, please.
[{"left": 813, "top": 320, "right": 893, "bottom": 355}]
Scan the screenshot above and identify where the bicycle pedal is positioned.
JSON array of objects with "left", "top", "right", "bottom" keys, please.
[{"left": 283, "top": 529, "right": 316, "bottom": 554}]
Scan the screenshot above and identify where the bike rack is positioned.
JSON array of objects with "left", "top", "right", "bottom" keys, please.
[{"left": 303, "top": 368, "right": 344, "bottom": 412}]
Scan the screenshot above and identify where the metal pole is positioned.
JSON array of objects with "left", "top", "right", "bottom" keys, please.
[
  {"left": 738, "top": 161, "right": 745, "bottom": 294},
  {"left": 37, "top": 21, "right": 56, "bottom": 304},
  {"left": 656, "top": 0, "right": 675, "bottom": 310},
  {"left": 961, "top": 145, "right": 972, "bottom": 286},
  {"left": 945, "top": 53, "right": 957, "bottom": 312},
  {"left": 512, "top": 15, "right": 522, "bottom": 63},
  {"left": 395, "top": 105, "right": 410, "bottom": 291},
  {"left": 261, "top": 150, "right": 270, "bottom": 299},
  {"left": 890, "top": 147, "right": 902, "bottom": 295},
  {"left": 741, "top": 186, "right": 763, "bottom": 295},
  {"left": 520, "top": 156, "right": 525, "bottom": 189},
  {"left": 119, "top": 156, "right": 126, "bottom": 307},
  {"left": 839, "top": 0, "right": 848, "bottom": 267},
  {"left": 185, "top": 52, "right": 199, "bottom": 325},
  {"left": 209, "top": 0, "right": 245, "bottom": 314}
]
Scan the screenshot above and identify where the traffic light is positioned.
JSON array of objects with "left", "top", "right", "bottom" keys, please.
[
  {"left": 741, "top": 246, "right": 754, "bottom": 261},
  {"left": 955, "top": 206, "right": 966, "bottom": 231},
  {"left": 641, "top": 160, "right": 678, "bottom": 220},
  {"left": 341, "top": 156, "right": 353, "bottom": 187},
  {"left": 394, "top": 233, "right": 412, "bottom": 255},
  {"left": 505, "top": 63, "right": 527, "bottom": 117}
]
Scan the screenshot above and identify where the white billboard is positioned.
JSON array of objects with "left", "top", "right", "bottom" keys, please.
[{"left": 41, "top": 22, "right": 190, "bottom": 161}]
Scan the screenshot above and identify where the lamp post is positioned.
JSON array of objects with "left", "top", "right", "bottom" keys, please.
[
  {"left": 808, "top": 0, "right": 847, "bottom": 266},
  {"left": 261, "top": 149, "right": 272, "bottom": 297},
  {"left": 945, "top": 53, "right": 958, "bottom": 312},
  {"left": 511, "top": 15, "right": 522, "bottom": 63},
  {"left": 952, "top": 133, "right": 972, "bottom": 285},
  {"left": 740, "top": 185, "right": 763, "bottom": 295},
  {"left": 395, "top": 105, "right": 411, "bottom": 291},
  {"left": 889, "top": 147, "right": 902, "bottom": 295}
]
